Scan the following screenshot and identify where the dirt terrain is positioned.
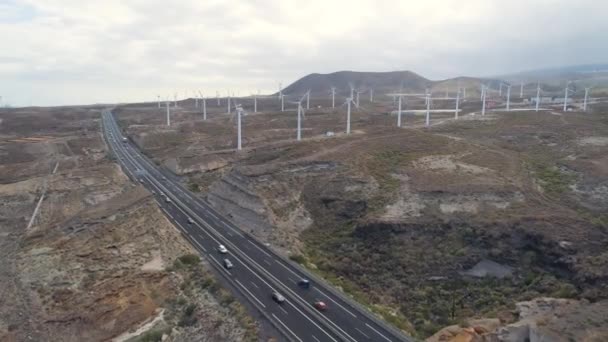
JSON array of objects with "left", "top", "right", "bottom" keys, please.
[
  {"left": 113, "top": 93, "right": 608, "bottom": 340},
  {"left": 0, "top": 107, "right": 259, "bottom": 342}
]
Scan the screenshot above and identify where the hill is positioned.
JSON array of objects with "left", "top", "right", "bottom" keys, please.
[
  {"left": 280, "top": 71, "right": 500, "bottom": 98},
  {"left": 280, "top": 70, "right": 432, "bottom": 97}
]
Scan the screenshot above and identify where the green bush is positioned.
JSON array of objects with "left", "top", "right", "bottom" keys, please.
[
  {"left": 289, "top": 253, "right": 306, "bottom": 264},
  {"left": 178, "top": 254, "right": 200, "bottom": 266}
]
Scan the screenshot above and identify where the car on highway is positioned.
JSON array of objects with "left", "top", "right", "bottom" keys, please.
[
  {"left": 298, "top": 279, "right": 310, "bottom": 289},
  {"left": 272, "top": 291, "right": 286, "bottom": 303},
  {"left": 187, "top": 217, "right": 194, "bottom": 224},
  {"left": 165, "top": 196, "right": 172, "bottom": 203},
  {"left": 217, "top": 245, "right": 228, "bottom": 254},
  {"left": 314, "top": 301, "right": 327, "bottom": 311},
  {"left": 223, "top": 259, "right": 233, "bottom": 269}
]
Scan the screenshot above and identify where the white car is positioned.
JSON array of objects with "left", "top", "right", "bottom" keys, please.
[
  {"left": 223, "top": 259, "right": 233, "bottom": 269},
  {"left": 187, "top": 217, "right": 194, "bottom": 224},
  {"left": 272, "top": 291, "right": 286, "bottom": 303},
  {"left": 218, "top": 245, "right": 228, "bottom": 254}
]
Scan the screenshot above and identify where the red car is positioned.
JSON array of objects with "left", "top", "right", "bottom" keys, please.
[{"left": 314, "top": 301, "right": 327, "bottom": 311}]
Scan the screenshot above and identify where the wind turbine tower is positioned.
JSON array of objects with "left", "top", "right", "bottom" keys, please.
[
  {"left": 236, "top": 106, "right": 242, "bottom": 150},
  {"left": 306, "top": 90, "right": 310, "bottom": 109},
  {"left": 520, "top": 82, "right": 524, "bottom": 98},
  {"left": 426, "top": 92, "right": 431, "bottom": 126},
  {"left": 174, "top": 93, "right": 178, "bottom": 108},
  {"left": 535, "top": 83, "right": 541, "bottom": 112},
  {"left": 346, "top": 97, "right": 352, "bottom": 134},
  {"left": 199, "top": 91, "right": 207, "bottom": 120},
  {"left": 482, "top": 85, "right": 487, "bottom": 116},
  {"left": 216, "top": 91, "right": 221, "bottom": 106},
  {"left": 166, "top": 101, "right": 171, "bottom": 126},
  {"left": 563, "top": 82, "right": 572, "bottom": 112},
  {"left": 370, "top": 88, "right": 374, "bottom": 102},
  {"left": 330, "top": 87, "right": 336, "bottom": 108},
  {"left": 397, "top": 95, "right": 403, "bottom": 127},
  {"left": 157, "top": 95, "right": 160, "bottom": 108},
  {"left": 506, "top": 85, "right": 511, "bottom": 111},
  {"left": 455, "top": 90, "right": 460, "bottom": 120},
  {"left": 584, "top": 87, "right": 591, "bottom": 112}
]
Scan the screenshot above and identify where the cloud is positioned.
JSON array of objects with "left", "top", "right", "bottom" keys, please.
[{"left": 0, "top": 0, "right": 606, "bottom": 106}]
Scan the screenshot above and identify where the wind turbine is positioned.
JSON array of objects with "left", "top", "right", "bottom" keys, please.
[
  {"left": 520, "top": 82, "right": 524, "bottom": 98},
  {"left": 199, "top": 91, "right": 207, "bottom": 120},
  {"left": 426, "top": 92, "right": 431, "bottom": 126},
  {"left": 216, "top": 91, "right": 221, "bottom": 106},
  {"left": 535, "top": 83, "right": 541, "bottom": 112},
  {"left": 306, "top": 90, "right": 310, "bottom": 110},
  {"left": 397, "top": 95, "right": 403, "bottom": 127},
  {"left": 369, "top": 88, "right": 374, "bottom": 102},
  {"left": 278, "top": 82, "right": 283, "bottom": 99},
  {"left": 227, "top": 94, "right": 231, "bottom": 114},
  {"left": 563, "top": 81, "right": 575, "bottom": 112},
  {"left": 330, "top": 87, "right": 336, "bottom": 108},
  {"left": 281, "top": 94, "right": 285, "bottom": 112},
  {"left": 166, "top": 100, "right": 171, "bottom": 126},
  {"left": 481, "top": 85, "right": 487, "bottom": 116},
  {"left": 455, "top": 90, "right": 460, "bottom": 120},
  {"left": 157, "top": 95, "right": 161, "bottom": 108},
  {"left": 583, "top": 87, "right": 591, "bottom": 112},
  {"left": 236, "top": 105, "right": 243, "bottom": 150},
  {"left": 355, "top": 89, "right": 364, "bottom": 108},
  {"left": 287, "top": 94, "right": 307, "bottom": 141},
  {"left": 506, "top": 84, "right": 512, "bottom": 111},
  {"left": 174, "top": 93, "right": 178, "bottom": 108},
  {"left": 346, "top": 97, "right": 353, "bottom": 134}
]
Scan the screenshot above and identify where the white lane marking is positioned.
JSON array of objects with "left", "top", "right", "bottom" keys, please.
[
  {"left": 226, "top": 231, "right": 233, "bottom": 237},
  {"left": 276, "top": 259, "right": 303, "bottom": 279},
  {"left": 264, "top": 259, "right": 272, "bottom": 266},
  {"left": 272, "top": 313, "right": 303, "bottom": 342},
  {"left": 235, "top": 279, "right": 265, "bottom": 309},
  {"left": 312, "top": 335, "right": 321, "bottom": 342},
  {"left": 314, "top": 287, "right": 357, "bottom": 318},
  {"left": 288, "top": 277, "right": 296, "bottom": 284},
  {"left": 248, "top": 240, "right": 271, "bottom": 258},
  {"left": 192, "top": 238, "right": 207, "bottom": 252},
  {"left": 355, "top": 328, "right": 370, "bottom": 339},
  {"left": 279, "top": 305, "right": 288, "bottom": 315},
  {"left": 250, "top": 281, "right": 259, "bottom": 289},
  {"left": 208, "top": 211, "right": 218, "bottom": 220},
  {"left": 285, "top": 301, "right": 338, "bottom": 342},
  {"left": 209, "top": 255, "right": 231, "bottom": 275},
  {"left": 365, "top": 323, "right": 392, "bottom": 342},
  {"left": 109, "top": 121, "right": 342, "bottom": 342}
]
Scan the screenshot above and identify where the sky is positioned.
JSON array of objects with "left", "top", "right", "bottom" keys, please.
[{"left": 0, "top": 0, "right": 607, "bottom": 106}]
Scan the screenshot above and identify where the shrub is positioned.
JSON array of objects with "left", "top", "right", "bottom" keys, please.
[
  {"left": 178, "top": 254, "right": 200, "bottom": 266},
  {"left": 289, "top": 254, "right": 306, "bottom": 264}
]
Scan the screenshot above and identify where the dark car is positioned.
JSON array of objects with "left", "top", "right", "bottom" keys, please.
[{"left": 298, "top": 279, "right": 310, "bottom": 289}]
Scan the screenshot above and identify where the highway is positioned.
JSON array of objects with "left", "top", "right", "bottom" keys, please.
[{"left": 101, "top": 109, "right": 412, "bottom": 342}]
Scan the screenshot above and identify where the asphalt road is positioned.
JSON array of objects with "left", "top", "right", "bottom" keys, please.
[{"left": 101, "top": 109, "right": 413, "bottom": 342}]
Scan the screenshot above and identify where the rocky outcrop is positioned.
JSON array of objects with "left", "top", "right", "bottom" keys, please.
[{"left": 427, "top": 298, "right": 608, "bottom": 342}]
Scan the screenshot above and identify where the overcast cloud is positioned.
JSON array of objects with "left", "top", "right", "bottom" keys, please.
[{"left": 1, "top": 0, "right": 606, "bottom": 106}]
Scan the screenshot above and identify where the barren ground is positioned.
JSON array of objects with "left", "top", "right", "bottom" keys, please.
[
  {"left": 113, "top": 95, "right": 608, "bottom": 339},
  {"left": 0, "top": 106, "right": 260, "bottom": 342}
]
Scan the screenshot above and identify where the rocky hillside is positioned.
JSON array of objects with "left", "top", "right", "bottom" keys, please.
[
  {"left": 281, "top": 70, "right": 432, "bottom": 96},
  {"left": 112, "top": 91, "right": 608, "bottom": 339},
  {"left": 0, "top": 107, "right": 260, "bottom": 342}
]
